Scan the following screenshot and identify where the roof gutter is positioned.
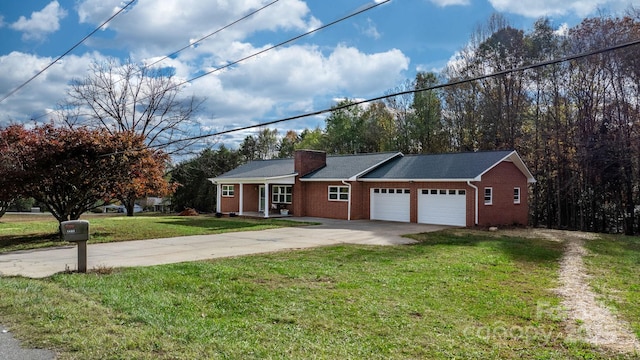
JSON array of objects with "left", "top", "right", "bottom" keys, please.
[
  {"left": 342, "top": 180, "right": 352, "bottom": 221},
  {"left": 467, "top": 181, "right": 478, "bottom": 226}
]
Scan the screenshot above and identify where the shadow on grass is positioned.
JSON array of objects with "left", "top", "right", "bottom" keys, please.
[
  {"left": 409, "top": 230, "right": 564, "bottom": 264},
  {"left": 0, "top": 232, "right": 62, "bottom": 248},
  {"left": 156, "top": 217, "right": 273, "bottom": 231}
]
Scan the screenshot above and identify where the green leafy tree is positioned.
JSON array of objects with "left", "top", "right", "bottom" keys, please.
[
  {"left": 411, "top": 72, "right": 447, "bottom": 153},
  {"left": 278, "top": 130, "right": 300, "bottom": 158},
  {"left": 171, "top": 146, "right": 241, "bottom": 212},
  {"left": 324, "top": 99, "right": 368, "bottom": 154},
  {"left": 296, "top": 127, "right": 326, "bottom": 151}
]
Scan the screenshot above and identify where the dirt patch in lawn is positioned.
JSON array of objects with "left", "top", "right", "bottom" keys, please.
[
  {"left": 455, "top": 227, "right": 640, "bottom": 354},
  {"left": 542, "top": 229, "right": 640, "bottom": 354}
]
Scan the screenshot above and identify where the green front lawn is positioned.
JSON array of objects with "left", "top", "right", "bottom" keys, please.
[
  {"left": 0, "top": 230, "right": 621, "bottom": 359},
  {"left": 583, "top": 234, "right": 640, "bottom": 340},
  {"left": 0, "top": 214, "right": 308, "bottom": 253}
]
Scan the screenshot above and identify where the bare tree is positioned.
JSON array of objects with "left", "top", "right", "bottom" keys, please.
[
  {"left": 62, "top": 58, "right": 204, "bottom": 155},
  {"left": 56, "top": 58, "right": 204, "bottom": 214}
]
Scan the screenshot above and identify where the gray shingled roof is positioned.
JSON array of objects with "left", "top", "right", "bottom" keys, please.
[
  {"left": 361, "top": 150, "right": 516, "bottom": 180},
  {"left": 301, "top": 152, "right": 401, "bottom": 180},
  {"left": 214, "top": 158, "right": 294, "bottom": 179},
  {"left": 213, "top": 150, "right": 533, "bottom": 182}
]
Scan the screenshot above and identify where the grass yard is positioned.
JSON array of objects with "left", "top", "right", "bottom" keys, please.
[
  {"left": 0, "top": 229, "right": 629, "bottom": 359},
  {"left": 0, "top": 213, "right": 308, "bottom": 253},
  {"left": 583, "top": 234, "right": 640, "bottom": 340}
]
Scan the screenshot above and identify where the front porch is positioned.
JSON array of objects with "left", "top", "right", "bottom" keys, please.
[{"left": 214, "top": 181, "right": 295, "bottom": 219}]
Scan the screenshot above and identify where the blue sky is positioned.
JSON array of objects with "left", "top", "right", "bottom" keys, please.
[{"left": 0, "top": 0, "right": 636, "bottom": 149}]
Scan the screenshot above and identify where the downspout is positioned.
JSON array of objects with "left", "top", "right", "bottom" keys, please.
[
  {"left": 467, "top": 181, "right": 478, "bottom": 226},
  {"left": 342, "top": 180, "right": 352, "bottom": 221},
  {"left": 216, "top": 183, "right": 222, "bottom": 213}
]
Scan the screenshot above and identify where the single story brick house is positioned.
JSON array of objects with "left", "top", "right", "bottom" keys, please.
[{"left": 210, "top": 150, "right": 535, "bottom": 227}]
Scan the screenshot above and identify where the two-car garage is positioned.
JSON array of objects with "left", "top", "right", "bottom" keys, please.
[{"left": 370, "top": 188, "right": 467, "bottom": 226}]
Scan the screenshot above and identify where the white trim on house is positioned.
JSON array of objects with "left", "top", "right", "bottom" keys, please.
[
  {"left": 209, "top": 174, "right": 297, "bottom": 185},
  {"left": 346, "top": 152, "right": 403, "bottom": 181},
  {"left": 358, "top": 178, "right": 479, "bottom": 182},
  {"left": 476, "top": 151, "right": 536, "bottom": 183}
]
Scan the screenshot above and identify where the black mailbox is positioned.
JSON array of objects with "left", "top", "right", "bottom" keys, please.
[
  {"left": 61, "top": 220, "right": 90, "bottom": 242},
  {"left": 61, "top": 220, "right": 89, "bottom": 273}
]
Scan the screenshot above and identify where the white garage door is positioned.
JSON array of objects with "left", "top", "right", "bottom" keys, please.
[
  {"left": 370, "top": 188, "right": 410, "bottom": 222},
  {"left": 418, "top": 189, "right": 467, "bottom": 226}
]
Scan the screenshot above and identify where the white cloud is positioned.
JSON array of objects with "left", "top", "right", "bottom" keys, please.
[
  {"left": 554, "top": 23, "right": 570, "bottom": 36},
  {"left": 77, "top": 0, "right": 321, "bottom": 60},
  {"left": 488, "top": 0, "right": 631, "bottom": 18},
  {"left": 359, "top": 18, "right": 381, "bottom": 40},
  {"left": 1, "top": 1, "right": 411, "bottom": 148},
  {"left": 0, "top": 51, "right": 102, "bottom": 124},
  {"left": 10, "top": 1, "right": 67, "bottom": 41}
]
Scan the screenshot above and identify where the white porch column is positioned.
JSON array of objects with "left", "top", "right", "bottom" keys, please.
[
  {"left": 239, "top": 183, "right": 244, "bottom": 215},
  {"left": 216, "top": 183, "right": 222, "bottom": 213},
  {"left": 264, "top": 183, "right": 270, "bottom": 218}
]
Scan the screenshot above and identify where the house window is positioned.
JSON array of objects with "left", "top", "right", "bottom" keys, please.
[
  {"left": 484, "top": 187, "right": 493, "bottom": 205},
  {"left": 328, "top": 186, "right": 349, "bottom": 201},
  {"left": 222, "top": 185, "right": 234, "bottom": 197},
  {"left": 272, "top": 186, "right": 292, "bottom": 204},
  {"left": 514, "top": 187, "right": 521, "bottom": 204}
]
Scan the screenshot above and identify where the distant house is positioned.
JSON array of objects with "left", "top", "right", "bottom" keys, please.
[{"left": 210, "top": 150, "right": 535, "bottom": 227}]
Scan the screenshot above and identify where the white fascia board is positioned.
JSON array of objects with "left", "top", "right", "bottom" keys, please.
[
  {"left": 211, "top": 174, "right": 297, "bottom": 184},
  {"left": 475, "top": 151, "right": 536, "bottom": 184},
  {"left": 299, "top": 178, "right": 348, "bottom": 182},
  {"left": 358, "top": 178, "right": 475, "bottom": 183},
  {"left": 350, "top": 152, "right": 404, "bottom": 180}
]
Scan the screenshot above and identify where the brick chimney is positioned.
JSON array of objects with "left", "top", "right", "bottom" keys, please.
[{"left": 294, "top": 150, "right": 326, "bottom": 177}]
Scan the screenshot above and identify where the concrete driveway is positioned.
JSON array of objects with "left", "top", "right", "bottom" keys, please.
[{"left": 0, "top": 218, "right": 447, "bottom": 278}]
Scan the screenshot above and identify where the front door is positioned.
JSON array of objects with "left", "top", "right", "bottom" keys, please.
[{"left": 259, "top": 185, "right": 265, "bottom": 213}]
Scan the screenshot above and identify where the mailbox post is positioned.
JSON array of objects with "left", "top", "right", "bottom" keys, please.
[{"left": 61, "top": 220, "right": 90, "bottom": 273}]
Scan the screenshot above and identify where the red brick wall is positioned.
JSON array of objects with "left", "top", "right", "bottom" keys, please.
[
  {"left": 299, "top": 181, "right": 349, "bottom": 219},
  {"left": 294, "top": 150, "right": 326, "bottom": 177},
  {"left": 242, "top": 184, "right": 259, "bottom": 212},
  {"left": 477, "top": 162, "right": 529, "bottom": 226},
  {"left": 219, "top": 185, "right": 239, "bottom": 212}
]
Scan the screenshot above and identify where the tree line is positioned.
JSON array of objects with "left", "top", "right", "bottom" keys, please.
[
  {"left": 3, "top": 11, "right": 639, "bottom": 235},
  {"left": 177, "top": 11, "right": 640, "bottom": 234}
]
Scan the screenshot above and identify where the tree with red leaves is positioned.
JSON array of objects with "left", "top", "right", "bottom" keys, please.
[
  {"left": 0, "top": 125, "right": 26, "bottom": 217},
  {"left": 0, "top": 124, "right": 173, "bottom": 224}
]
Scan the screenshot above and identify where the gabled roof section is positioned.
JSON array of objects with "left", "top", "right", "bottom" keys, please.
[
  {"left": 212, "top": 158, "right": 294, "bottom": 182},
  {"left": 361, "top": 150, "right": 535, "bottom": 182},
  {"left": 301, "top": 152, "right": 402, "bottom": 181}
]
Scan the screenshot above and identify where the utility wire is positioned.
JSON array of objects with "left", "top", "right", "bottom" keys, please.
[
  {"left": 0, "top": 0, "right": 136, "bottom": 104},
  {"left": 169, "top": 0, "right": 392, "bottom": 91},
  {"left": 107, "top": 0, "right": 391, "bottom": 133},
  {"left": 152, "top": 38, "right": 640, "bottom": 151},
  {"left": 28, "top": 0, "right": 280, "bottom": 122},
  {"left": 33, "top": 0, "right": 390, "bottom": 126},
  {"left": 142, "top": 0, "right": 280, "bottom": 70}
]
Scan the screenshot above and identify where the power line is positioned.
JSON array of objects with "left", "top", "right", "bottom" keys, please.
[
  {"left": 152, "top": 38, "right": 640, "bottom": 151},
  {"left": 28, "top": 0, "right": 281, "bottom": 122},
  {"left": 109, "top": 0, "right": 391, "bottom": 133},
  {"left": 170, "top": 0, "right": 392, "bottom": 90},
  {"left": 36, "top": 0, "right": 390, "bottom": 130},
  {"left": 0, "top": 0, "right": 136, "bottom": 104},
  {"left": 142, "top": 0, "right": 280, "bottom": 71}
]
